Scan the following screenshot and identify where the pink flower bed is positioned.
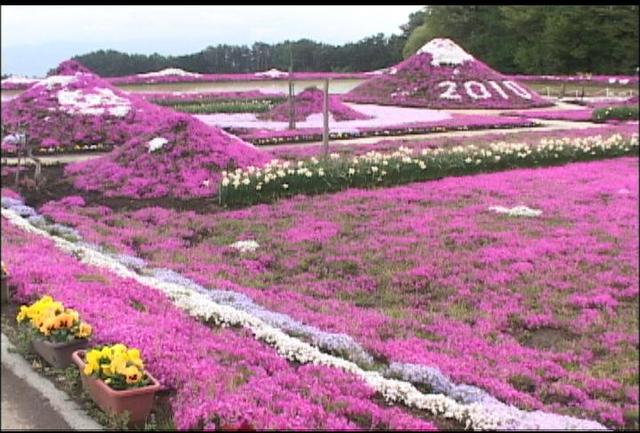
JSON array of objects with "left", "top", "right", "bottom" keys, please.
[
  {"left": 1, "top": 216, "right": 436, "bottom": 431},
  {"left": 257, "top": 87, "right": 371, "bottom": 122},
  {"left": 108, "top": 71, "right": 371, "bottom": 86},
  {"left": 36, "top": 156, "right": 639, "bottom": 427},
  {"left": 235, "top": 114, "right": 538, "bottom": 146},
  {"left": 344, "top": 39, "right": 551, "bottom": 109},
  {"left": 507, "top": 74, "right": 639, "bottom": 86}
]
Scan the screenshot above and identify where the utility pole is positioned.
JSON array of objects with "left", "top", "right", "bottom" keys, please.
[{"left": 288, "top": 45, "right": 296, "bottom": 130}]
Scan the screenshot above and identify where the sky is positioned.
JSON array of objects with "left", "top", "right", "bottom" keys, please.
[{"left": 1, "top": 5, "right": 424, "bottom": 76}]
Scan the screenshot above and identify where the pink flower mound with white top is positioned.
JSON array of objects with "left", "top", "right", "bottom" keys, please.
[
  {"left": 259, "top": 87, "right": 372, "bottom": 122},
  {"left": 1, "top": 63, "right": 137, "bottom": 152},
  {"left": 2, "top": 60, "right": 268, "bottom": 199},
  {"left": 344, "top": 38, "right": 551, "bottom": 109},
  {"left": 65, "top": 112, "right": 270, "bottom": 199}
]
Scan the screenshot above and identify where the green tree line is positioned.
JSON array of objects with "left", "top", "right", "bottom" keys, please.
[
  {"left": 70, "top": 6, "right": 638, "bottom": 77},
  {"left": 404, "top": 6, "right": 639, "bottom": 74}
]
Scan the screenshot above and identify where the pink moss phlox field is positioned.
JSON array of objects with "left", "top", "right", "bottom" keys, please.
[
  {"left": 238, "top": 115, "right": 538, "bottom": 146},
  {"left": 1, "top": 218, "right": 436, "bottom": 431},
  {"left": 39, "top": 157, "right": 639, "bottom": 427},
  {"left": 268, "top": 123, "right": 638, "bottom": 160},
  {"left": 107, "top": 71, "right": 372, "bottom": 86},
  {"left": 344, "top": 39, "right": 551, "bottom": 109},
  {"left": 257, "top": 87, "right": 372, "bottom": 122}
]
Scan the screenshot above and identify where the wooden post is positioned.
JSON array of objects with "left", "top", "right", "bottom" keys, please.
[
  {"left": 560, "top": 83, "right": 566, "bottom": 98},
  {"left": 322, "top": 79, "right": 329, "bottom": 158}
]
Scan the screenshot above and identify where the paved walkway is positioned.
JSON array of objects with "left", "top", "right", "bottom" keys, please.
[
  {"left": 1, "top": 333, "right": 102, "bottom": 430},
  {"left": 1, "top": 364, "right": 71, "bottom": 430}
]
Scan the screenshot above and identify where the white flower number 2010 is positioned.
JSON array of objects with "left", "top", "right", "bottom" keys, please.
[{"left": 438, "top": 80, "right": 532, "bottom": 100}]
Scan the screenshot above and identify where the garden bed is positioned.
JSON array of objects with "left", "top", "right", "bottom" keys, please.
[
  {"left": 11, "top": 153, "right": 639, "bottom": 429},
  {"left": 2, "top": 215, "right": 444, "bottom": 430}
]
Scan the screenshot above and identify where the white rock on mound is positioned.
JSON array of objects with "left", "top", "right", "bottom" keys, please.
[
  {"left": 417, "top": 38, "right": 475, "bottom": 66},
  {"left": 138, "top": 68, "right": 202, "bottom": 77}
]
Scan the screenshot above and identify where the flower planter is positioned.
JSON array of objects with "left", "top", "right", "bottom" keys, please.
[
  {"left": 32, "top": 337, "right": 88, "bottom": 369},
  {"left": 71, "top": 350, "right": 161, "bottom": 426}
]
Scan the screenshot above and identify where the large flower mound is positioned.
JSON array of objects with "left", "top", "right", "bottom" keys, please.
[
  {"left": 1, "top": 62, "right": 137, "bottom": 153},
  {"left": 258, "top": 87, "right": 372, "bottom": 122},
  {"left": 65, "top": 111, "right": 270, "bottom": 199},
  {"left": 344, "top": 38, "right": 551, "bottom": 109}
]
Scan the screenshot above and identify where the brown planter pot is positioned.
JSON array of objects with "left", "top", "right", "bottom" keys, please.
[
  {"left": 1, "top": 276, "right": 11, "bottom": 305},
  {"left": 72, "top": 350, "right": 161, "bottom": 427},
  {"left": 32, "top": 337, "right": 89, "bottom": 369}
]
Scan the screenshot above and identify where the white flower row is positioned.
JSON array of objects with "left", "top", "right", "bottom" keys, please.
[
  {"left": 2, "top": 206, "right": 608, "bottom": 430},
  {"left": 221, "top": 133, "right": 638, "bottom": 194}
]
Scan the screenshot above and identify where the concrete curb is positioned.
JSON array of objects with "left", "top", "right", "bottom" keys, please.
[{"left": 1, "top": 333, "right": 103, "bottom": 430}]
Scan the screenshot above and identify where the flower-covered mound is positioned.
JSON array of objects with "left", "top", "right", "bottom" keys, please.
[
  {"left": 64, "top": 112, "right": 270, "bottom": 199},
  {"left": 1, "top": 61, "right": 269, "bottom": 198},
  {"left": 257, "top": 87, "right": 372, "bottom": 122},
  {"left": 35, "top": 156, "right": 639, "bottom": 428},
  {"left": 344, "top": 38, "right": 551, "bottom": 109},
  {"left": 1, "top": 67, "right": 135, "bottom": 154},
  {"left": 1, "top": 214, "right": 437, "bottom": 430}
]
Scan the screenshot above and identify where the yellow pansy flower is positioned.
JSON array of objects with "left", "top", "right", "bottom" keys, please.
[
  {"left": 76, "top": 323, "right": 92, "bottom": 338},
  {"left": 124, "top": 366, "right": 142, "bottom": 384}
]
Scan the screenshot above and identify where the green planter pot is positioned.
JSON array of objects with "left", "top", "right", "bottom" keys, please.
[
  {"left": 31, "top": 337, "right": 89, "bottom": 369},
  {"left": 72, "top": 350, "right": 161, "bottom": 427}
]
